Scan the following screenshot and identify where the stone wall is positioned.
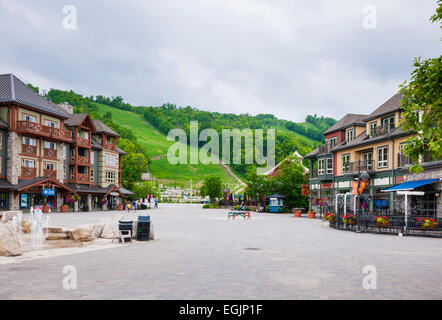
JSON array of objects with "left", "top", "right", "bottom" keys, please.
[{"left": 7, "top": 132, "right": 19, "bottom": 185}]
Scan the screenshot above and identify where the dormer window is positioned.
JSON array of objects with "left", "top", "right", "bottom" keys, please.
[
  {"left": 345, "top": 128, "right": 354, "bottom": 142},
  {"left": 369, "top": 122, "right": 377, "bottom": 137},
  {"left": 382, "top": 116, "right": 395, "bottom": 133},
  {"left": 328, "top": 137, "right": 338, "bottom": 150}
]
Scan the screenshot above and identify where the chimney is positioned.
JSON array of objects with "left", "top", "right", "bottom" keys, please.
[{"left": 58, "top": 102, "right": 74, "bottom": 115}]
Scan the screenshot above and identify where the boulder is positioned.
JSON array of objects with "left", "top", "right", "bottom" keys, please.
[
  {"left": 71, "top": 224, "right": 104, "bottom": 242},
  {"left": 0, "top": 222, "right": 21, "bottom": 256},
  {"left": 101, "top": 223, "right": 118, "bottom": 239},
  {"left": 21, "top": 220, "right": 31, "bottom": 234}
]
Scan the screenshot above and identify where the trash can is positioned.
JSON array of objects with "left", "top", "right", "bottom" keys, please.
[
  {"left": 137, "top": 215, "right": 150, "bottom": 241},
  {"left": 118, "top": 220, "right": 133, "bottom": 242}
]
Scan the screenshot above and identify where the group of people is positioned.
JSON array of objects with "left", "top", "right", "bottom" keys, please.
[{"left": 125, "top": 197, "right": 158, "bottom": 213}]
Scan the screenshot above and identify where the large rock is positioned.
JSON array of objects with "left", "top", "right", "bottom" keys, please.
[
  {"left": 71, "top": 224, "right": 104, "bottom": 242},
  {"left": 0, "top": 222, "right": 21, "bottom": 256},
  {"left": 101, "top": 223, "right": 117, "bottom": 239}
]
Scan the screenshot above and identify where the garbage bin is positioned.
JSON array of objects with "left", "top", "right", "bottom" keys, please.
[
  {"left": 118, "top": 220, "right": 133, "bottom": 242},
  {"left": 137, "top": 215, "right": 150, "bottom": 241}
]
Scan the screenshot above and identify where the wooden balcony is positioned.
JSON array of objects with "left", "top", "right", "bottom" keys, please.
[
  {"left": 69, "top": 155, "right": 90, "bottom": 166},
  {"left": 22, "top": 144, "right": 37, "bottom": 156},
  {"left": 21, "top": 167, "right": 36, "bottom": 177},
  {"left": 43, "top": 169, "right": 57, "bottom": 179},
  {"left": 69, "top": 172, "right": 90, "bottom": 183},
  {"left": 17, "top": 121, "right": 72, "bottom": 142},
  {"left": 43, "top": 148, "right": 57, "bottom": 159},
  {"left": 103, "top": 142, "right": 116, "bottom": 151},
  {"left": 76, "top": 137, "right": 90, "bottom": 147}
]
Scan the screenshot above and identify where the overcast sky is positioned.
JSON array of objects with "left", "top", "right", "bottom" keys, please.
[{"left": 0, "top": 0, "right": 440, "bottom": 122}]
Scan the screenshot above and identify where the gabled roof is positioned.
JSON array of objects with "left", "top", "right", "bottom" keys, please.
[
  {"left": 116, "top": 146, "right": 127, "bottom": 155},
  {"left": 304, "top": 147, "right": 319, "bottom": 159},
  {"left": 65, "top": 113, "right": 96, "bottom": 130},
  {"left": 93, "top": 119, "right": 120, "bottom": 137},
  {"left": 0, "top": 74, "right": 69, "bottom": 119},
  {"left": 364, "top": 93, "right": 403, "bottom": 122},
  {"left": 323, "top": 114, "right": 367, "bottom": 135}
]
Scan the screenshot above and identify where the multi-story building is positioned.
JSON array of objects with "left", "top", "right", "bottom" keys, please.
[
  {"left": 0, "top": 73, "right": 132, "bottom": 212},
  {"left": 306, "top": 93, "right": 441, "bottom": 217}
]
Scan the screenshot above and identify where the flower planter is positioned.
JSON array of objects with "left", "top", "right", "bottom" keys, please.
[
  {"left": 293, "top": 209, "right": 302, "bottom": 218},
  {"left": 42, "top": 205, "right": 50, "bottom": 213},
  {"left": 117, "top": 204, "right": 124, "bottom": 211},
  {"left": 307, "top": 211, "right": 316, "bottom": 219},
  {"left": 60, "top": 204, "right": 69, "bottom": 213}
]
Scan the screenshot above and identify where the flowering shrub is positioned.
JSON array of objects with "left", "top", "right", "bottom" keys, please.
[
  {"left": 323, "top": 212, "right": 336, "bottom": 223},
  {"left": 100, "top": 198, "right": 108, "bottom": 205},
  {"left": 374, "top": 216, "right": 389, "bottom": 226},
  {"left": 416, "top": 218, "right": 438, "bottom": 229},
  {"left": 342, "top": 214, "right": 356, "bottom": 225},
  {"left": 313, "top": 198, "right": 328, "bottom": 206}
]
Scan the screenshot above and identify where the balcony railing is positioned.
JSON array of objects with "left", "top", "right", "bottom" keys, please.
[
  {"left": 342, "top": 160, "right": 375, "bottom": 174},
  {"left": 68, "top": 172, "right": 90, "bottom": 183},
  {"left": 43, "top": 148, "right": 57, "bottom": 159},
  {"left": 76, "top": 137, "right": 90, "bottom": 147},
  {"left": 369, "top": 126, "right": 395, "bottom": 138},
  {"left": 318, "top": 145, "right": 328, "bottom": 155},
  {"left": 17, "top": 121, "right": 72, "bottom": 141},
  {"left": 21, "top": 167, "right": 36, "bottom": 177},
  {"left": 43, "top": 169, "right": 57, "bottom": 179},
  {"left": 69, "top": 155, "right": 89, "bottom": 165},
  {"left": 103, "top": 142, "right": 116, "bottom": 151},
  {"left": 398, "top": 154, "right": 413, "bottom": 167},
  {"left": 22, "top": 144, "right": 37, "bottom": 156}
]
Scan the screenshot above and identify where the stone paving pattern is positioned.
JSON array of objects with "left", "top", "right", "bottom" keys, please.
[{"left": 0, "top": 204, "right": 441, "bottom": 299}]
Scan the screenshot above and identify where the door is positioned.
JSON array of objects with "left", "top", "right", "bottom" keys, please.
[{"left": 363, "top": 152, "right": 373, "bottom": 171}]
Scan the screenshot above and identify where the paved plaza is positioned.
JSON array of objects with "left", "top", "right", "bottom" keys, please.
[{"left": 0, "top": 203, "right": 441, "bottom": 299}]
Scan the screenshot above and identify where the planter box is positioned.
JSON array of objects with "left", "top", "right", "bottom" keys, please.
[
  {"left": 117, "top": 204, "right": 124, "bottom": 211},
  {"left": 307, "top": 211, "right": 316, "bottom": 219},
  {"left": 293, "top": 209, "right": 302, "bottom": 218},
  {"left": 60, "top": 205, "right": 69, "bottom": 213}
]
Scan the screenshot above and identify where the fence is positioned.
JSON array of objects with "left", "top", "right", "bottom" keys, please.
[{"left": 327, "top": 212, "right": 442, "bottom": 238}]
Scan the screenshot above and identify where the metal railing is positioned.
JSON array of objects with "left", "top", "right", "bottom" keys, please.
[{"left": 342, "top": 160, "right": 375, "bottom": 174}]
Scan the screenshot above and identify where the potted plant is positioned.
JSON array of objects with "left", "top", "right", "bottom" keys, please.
[
  {"left": 308, "top": 211, "right": 316, "bottom": 219},
  {"left": 60, "top": 203, "right": 69, "bottom": 212},
  {"left": 42, "top": 203, "right": 50, "bottom": 213},
  {"left": 293, "top": 208, "right": 302, "bottom": 217},
  {"left": 117, "top": 203, "right": 124, "bottom": 211}
]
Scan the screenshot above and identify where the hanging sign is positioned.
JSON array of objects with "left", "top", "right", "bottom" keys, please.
[
  {"left": 110, "top": 192, "right": 119, "bottom": 196},
  {"left": 43, "top": 188, "right": 55, "bottom": 196}
]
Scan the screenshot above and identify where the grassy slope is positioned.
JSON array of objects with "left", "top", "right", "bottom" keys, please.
[{"left": 94, "top": 103, "right": 238, "bottom": 188}]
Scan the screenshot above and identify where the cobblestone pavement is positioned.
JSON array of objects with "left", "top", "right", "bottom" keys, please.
[{"left": 0, "top": 204, "right": 441, "bottom": 299}]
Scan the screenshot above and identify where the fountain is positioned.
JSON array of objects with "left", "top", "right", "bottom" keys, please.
[{"left": 31, "top": 206, "right": 50, "bottom": 248}]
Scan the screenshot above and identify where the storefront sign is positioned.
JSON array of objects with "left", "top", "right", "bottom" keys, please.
[
  {"left": 43, "top": 188, "right": 55, "bottom": 196},
  {"left": 110, "top": 192, "right": 119, "bottom": 196},
  {"left": 321, "top": 183, "right": 332, "bottom": 189}
]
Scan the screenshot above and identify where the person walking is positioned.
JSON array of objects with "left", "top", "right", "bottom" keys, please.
[{"left": 154, "top": 197, "right": 158, "bottom": 208}]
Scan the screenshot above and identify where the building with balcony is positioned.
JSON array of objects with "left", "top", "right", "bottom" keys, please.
[
  {"left": 0, "top": 73, "right": 133, "bottom": 212},
  {"left": 305, "top": 93, "right": 441, "bottom": 217}
]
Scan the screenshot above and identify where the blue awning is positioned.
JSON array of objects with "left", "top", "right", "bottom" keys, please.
[{"left": 382, "top": 179, "right": 439, "bottom": 192}]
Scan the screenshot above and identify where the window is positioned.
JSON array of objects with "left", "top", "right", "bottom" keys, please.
[
  {"left": 22, "top": 159, "right": 35, "bottom": 168},
  {"left": 0, "top": 157, "right": 2, "bottom": 174},
  {"left": 63, "top": 165, "right": 67, "bottom": 179},
  {"left": 382, "top": 116, "right": 395, "bottom": 133},
  {"left": 90, "top": 168, "right": 94, "bottom": 182},
  {"left": 44, "top": 120, "right": 57, "bottom": 128},
  {"left": 0, "top": 133, "right": 2, "bottom": 150},
  {"left": 22, "top": 114, "right": 37, "bottom": 122},
  {"left": 369, "top": 122, "right": 377, "bottom": 137},
  {"left": 328, "top": 137, "right": 338, "bottom": 150},
  {"left": 342, "top": 154, "right": 350, "bottom": 172},
  {"left": 318, "top": 159, "right": 325, "bottom": 175},
  {"left": 22, "top": 137, "right": 37, "bottom": 146},
  {"left": 346, "top": 128, "right": 354, "bottom": 142},
  {"left": 44, "top": 141, "right": 57, "bottom": 150},
  {"left": 105, "top": 171, "right": 117, "bottom": 183},
  {"left": 106, "top": 153, "right": 117, "bottom": 167},
  {"left": 363, "top": 151, "right": 373, "bottom": 170},
  {"left": 44, "top": 162, "right": 56, "bottom": 170},
  {"left": 63, "top": 145, "right": 67, "bottom": 160},
  {"left": 91, "top": 151, "right": 95, "bottom": 165},
  {"left": 377, "top": 146, "right": 389, "bottom": 168},
  {"left": 326, "top": 158, "right": 333, "bottom": 175}
]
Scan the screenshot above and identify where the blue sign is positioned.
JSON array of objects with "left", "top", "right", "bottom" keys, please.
[{"left": 43, "top": 188, "right": 55, "bottom": 196}]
